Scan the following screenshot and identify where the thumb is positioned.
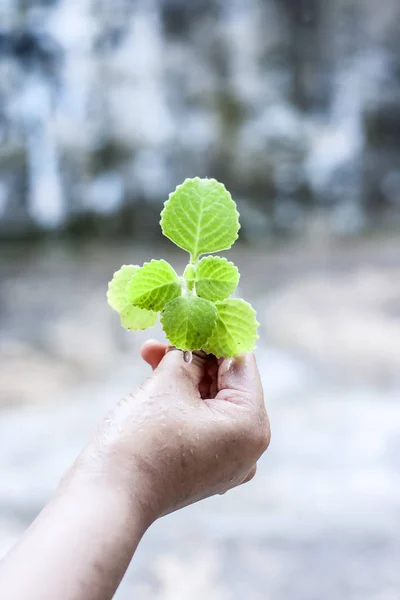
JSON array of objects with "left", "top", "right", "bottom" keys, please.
[
  {"left": 216, "top": 353, "right": 264, "bottom": 408},
  {"left": 155, "top": 348, "right": 206, "bottom": 389}
]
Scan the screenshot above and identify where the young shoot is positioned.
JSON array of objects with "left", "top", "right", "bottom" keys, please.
[{"left": 107, "top": 177, "right": 259, "bottom": 358}]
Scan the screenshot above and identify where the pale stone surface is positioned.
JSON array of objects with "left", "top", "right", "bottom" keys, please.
[{"left": 0, "top": 239, "right": 399, "bottom": 599}]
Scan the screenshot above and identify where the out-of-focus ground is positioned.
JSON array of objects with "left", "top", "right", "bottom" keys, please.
[
  {"left": 1, "top": 0, "right": 400, "bottom": 596},
  {"left": 1, "top": 236, "right": 399, "bottom": 600}
]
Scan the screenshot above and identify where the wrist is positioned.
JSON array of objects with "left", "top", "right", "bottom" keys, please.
[{"left": 64, "top": 441, "right": 159, "bottom": 530}]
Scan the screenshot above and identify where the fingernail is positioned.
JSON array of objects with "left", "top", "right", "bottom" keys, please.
[{"left": 226, "top": 355, "right": 246, "bottom": 374}]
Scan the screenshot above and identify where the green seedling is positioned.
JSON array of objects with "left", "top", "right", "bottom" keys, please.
[{"left": 107, "top": 177, "right": 259, "bottom": 357}]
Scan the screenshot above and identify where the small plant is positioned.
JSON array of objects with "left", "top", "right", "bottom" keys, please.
[{"left": 107, "top": 177, "right": 259, "bottom": 358}]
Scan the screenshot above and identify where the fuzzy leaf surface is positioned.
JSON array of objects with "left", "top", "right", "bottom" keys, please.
[
  {"left": 196, "top": 256, "right": 239, "bottom": 302},
  {"left": 203, "top": 299, "right": 259, "bottom": 358},
  {"left": 161, "top": 296, "right": 217, "bottom": 351},
  {"left": 160, "top": 177, "right": 240, "bottom": 260},
  {"left": 128, "top": 259, "right": 181, "bottom": 311}
]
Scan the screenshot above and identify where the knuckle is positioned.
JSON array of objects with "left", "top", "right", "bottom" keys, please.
[{"left": 245, "top": 465, "right": 257, "bottom": 483}]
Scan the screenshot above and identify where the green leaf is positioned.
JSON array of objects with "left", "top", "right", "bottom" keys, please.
[
  {"left": 203, "top": 299, "right": 259, "bottom": 358},
  {"left": 127, "top": 259, "right": 182, "bottom": 311},
  {"left": 107, "top": 265, "right": 139, "bottom": 313},
  {"left": 120, "top": 305, "right": 158, "bottom": 332},
  {"left": 160, "top": 177, "right": 240, "bottom": 260},
  {"left": 196, "top": 256, "right": 239, "bottom": 302},
  {"left": 161, "top": 296, "right": 217, "bottom": 351},
  {"left": 108, "top": 265, "right": 157, "bottom": 331}
]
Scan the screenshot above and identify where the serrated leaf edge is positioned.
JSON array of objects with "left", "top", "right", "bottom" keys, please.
[
  {"left": 127, "top": 258, "right": 182, "bottom": 311},
  {"left": 160, "top": 177, "right": 241, "bottom": 258},
  {"left": 196, "top": 256, "right": 240, "bottom": 301},
  {"left": 202, "top": 299, "right": 260, "bottom": 358},
  {"left": 160, "top": 296, "right": 218, "bottom": 352},
  {"left": 107, "top": 264, "right": 139, "bottom": 313}
]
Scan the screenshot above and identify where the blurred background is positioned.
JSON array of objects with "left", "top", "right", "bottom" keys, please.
[{"left": 1, "top": 0, "right": 400, "bottom": 598}]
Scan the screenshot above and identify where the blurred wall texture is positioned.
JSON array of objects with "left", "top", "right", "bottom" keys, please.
[
  {"left": 1, "top": 5, "right": 400, "bottom": 598},
  {"left": 0, "top": 0, "right": 400, "bottom": 238}
]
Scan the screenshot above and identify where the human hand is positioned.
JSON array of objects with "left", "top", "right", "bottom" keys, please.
[
  {"left": 0, "top": 343, "right": 270, "bottom": 600},
  {"left": 77, "top": 341, "right": 270, "bottom": 524}
]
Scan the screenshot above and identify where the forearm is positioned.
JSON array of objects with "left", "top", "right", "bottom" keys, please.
[
  {"left": 0, "top": 346, "right": 269, "bottom": 599},
  {"left": 0, "top": 465, "right": 150, "bottom": 600}
]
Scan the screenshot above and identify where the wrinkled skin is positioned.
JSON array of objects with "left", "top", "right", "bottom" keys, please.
[
  {"left": 0, "top": 341, "right": 270, "bottom": 600},
  {"left": 80, "top": 341, "right": 271, "bottom": 521}
]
